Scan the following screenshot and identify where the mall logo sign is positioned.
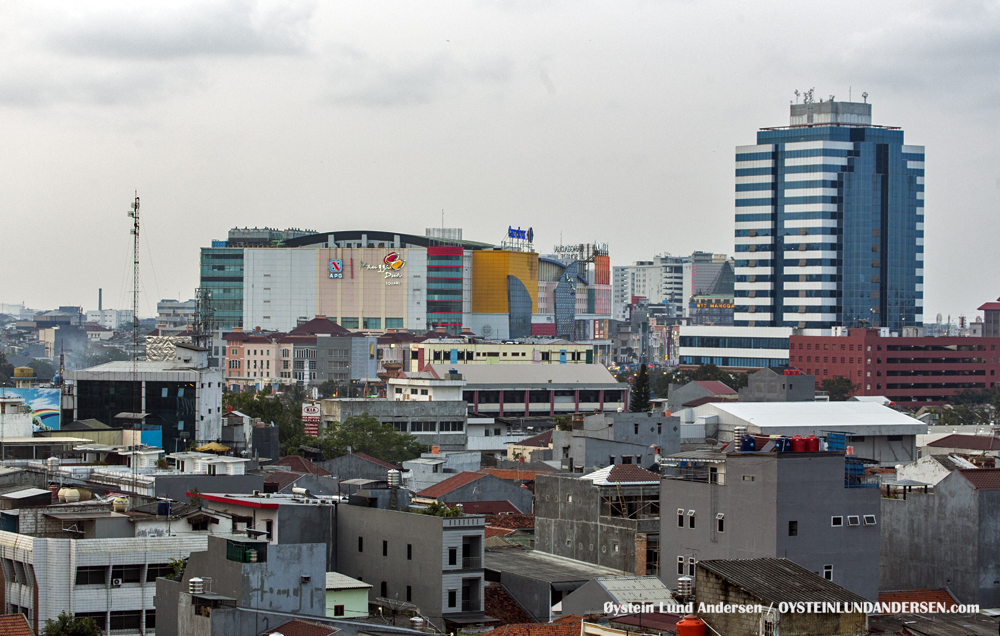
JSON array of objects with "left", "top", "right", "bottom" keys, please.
[{"left": 359, "top": 252, "right": 406, "bottom": 285}]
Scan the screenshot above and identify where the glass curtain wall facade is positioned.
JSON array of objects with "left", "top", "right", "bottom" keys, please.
[
  {"left": 199, "top": 247, "right": 245, "bottom": 331},
  {"left": 427, "top": 246, "right": 464, "bottom": 333},
  {"left": 734, "top": 101, "right": 923, "bottom": 332}
]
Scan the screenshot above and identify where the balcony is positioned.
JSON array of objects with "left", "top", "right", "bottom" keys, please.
[{"left": 462, "top": 557, "right": 482, "bottom": 569}]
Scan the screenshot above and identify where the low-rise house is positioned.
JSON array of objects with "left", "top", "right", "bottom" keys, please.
[
  {"left": 506, "top": 430, "right": 553, "bottom": 463},
  {"left": 666, "top": 380, "right": 737, "bottom": 412},
  {"left": 325, "top": 572, "right": 371, "bottom": 619},
  {"left": 404, "top": 451, "right": 480, "bottom": 492},
  {"left": 335, "top": 502, "right": 487, "bottom": 631},
  {"left": 551, "top": 412, "right": 680, "bottom": 473},
  {"left": 695, "top": 558, "right": 868, "bottom": 636},
  {"left": 535, "top": 466, "right": 661, "bottom": 576},
  {"left": 321, "top": 397, "right": 468, "bottom": 451},
  {"left": 320, "top": 451, "right": 401, "bottom": 484},
  {"left": 923, "top": 433, "right": 1000, "bottom": 458},
  {"left": 416, "top": 472, "right": 534, "bottom": 514},
  {"left": 738, "top": 367, "right": 817, "bottom": 402},
  {"left": 894, "top": 453, "right": 976, "bottom": 487}
]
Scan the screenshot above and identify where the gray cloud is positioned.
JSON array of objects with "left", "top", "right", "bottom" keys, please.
[{"left": 50, "top": 0, "right": 316, "bottom": 59}]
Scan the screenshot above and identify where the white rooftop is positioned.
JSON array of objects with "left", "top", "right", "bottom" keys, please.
[
  {"left": 693, "top": 401, "right": 926, "bottom": 435},
  {"left": 596, "top": 575, "right": 677, "bottom": 606}
]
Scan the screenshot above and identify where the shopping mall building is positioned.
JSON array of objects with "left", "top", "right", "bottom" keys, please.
[{"left": 199, "top": 227, "right": 611, "bottom": 343}]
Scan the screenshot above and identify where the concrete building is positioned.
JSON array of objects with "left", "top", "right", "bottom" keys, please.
[
  {"left": 677, "top": 325, "right": 795, "bottom": 371},
  {"left": 325, "top": 572, "right": 371, "bottom": 619},
  {"left": 156, "top": 299, "right": 198, "bottom": 329},
  {"left": 335, "top": 503, "right": 487, "bottom": 630},
  {"left": 85, "top": 308, "right": 135, "bottom": 330},
  {"left": 535, "top": 465, "right": 661, "bottom": 576},
  {"left": 320, "top": 398, "right": 468, "bottom": 451},
  {"left": 417, "top": 364, "right": 627, "bottom": 417},
  {"left": 416, "top": 472, "right": 534, "bottom": 514},
  {"left": 409, "top": 339, "right": 594, "bottom": 372},
  {"left": 198, "top": 492, "right": 338, "bottom": 570},
  {"left": 154, "top": 536, "right": 332, "bottom": 636},
  {"left": 319, "top": 452, "right": 401, "bottom": 484},
  {"left": 894, "top": 453, "right": 976, "bottom": 487},
  {"left": 682, "top": 401, "right": 925, "bottom": 466},
  {"left": 791, "top": 329, "right": 1000, "bottom": 406},
  {"left": 738, "top": 367, "right": 817, "bottom": 402},
  {"left": 695, "top": 558, "right": 868, "bottom": 636},
  {"left": 880, "top": 468, "right": 1000, "bottom": 606},
  {"left": 550, "top": 411, "right": 681, "bottom": 473},
  {"left": 660, "top": 449, "right": 881, "bottom": 601},
  {"left": 404, "top": 451, "right": 481, "bottom": 493},
  {"left": 69, "top": 344, "right": 223, "bottom": 454}
]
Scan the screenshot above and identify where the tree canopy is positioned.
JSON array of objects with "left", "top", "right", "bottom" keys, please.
[
  {"left": 629, "top": 364, "right": 651, "bottom": 412},
  {"left": 281, "top": 413, "right": 425, "bottom": 465},
  {"left": 820, "top": 376, "right": 857, "bottom": 401},
  {"left": 41, "top": 612, "right": 101, "bottom": 636}
]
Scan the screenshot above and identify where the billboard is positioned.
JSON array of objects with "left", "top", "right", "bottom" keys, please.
[{"left": 1, "top": 388, "right": 61, "bottom": 431}]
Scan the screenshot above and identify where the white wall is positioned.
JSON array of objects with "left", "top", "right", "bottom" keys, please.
[{"left": 243, "top": 248, "right": 317, "bottom": 332}]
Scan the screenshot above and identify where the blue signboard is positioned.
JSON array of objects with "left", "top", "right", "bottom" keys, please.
[
  {"left": 507, "top": 226, "right": 533, "bottom": 242},
  {"left": 329, "top": 259, "right": 344, "bottom": 279}
]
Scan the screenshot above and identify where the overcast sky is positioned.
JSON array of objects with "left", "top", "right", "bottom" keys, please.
[{"left": 2, "top": 0, "right": 998, "bottom": 322}]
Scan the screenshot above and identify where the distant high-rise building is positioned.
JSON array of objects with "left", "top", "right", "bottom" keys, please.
[
  {"left": 612, "top": 252, "right": 733, "bottom": 320},
  {"left": 734, "top": 98, "right": 924, "bottom": 332}
]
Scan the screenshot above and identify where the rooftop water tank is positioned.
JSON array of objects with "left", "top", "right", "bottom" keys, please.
[
  {"left": 113, "top": 497, "right": 129, "bottom": 513},
  {"left": 790, "top": 435, "right": 806, "bottom": 452},
  {"left": 387, "top": 469, "right": 401, "bottom": 487},
  {"left": 805, "top": 435, "right": 821, "bottom": 452},
  {"left": 675, "top": 615, "right": 706, "bottom": 636},
  {"left": 189, "top": 578, "right": 204, "bottom": 594}
]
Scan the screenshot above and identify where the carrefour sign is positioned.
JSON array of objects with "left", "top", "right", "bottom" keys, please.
[{"left": 508, "top": 226, "right": 534, "bottom": 242}]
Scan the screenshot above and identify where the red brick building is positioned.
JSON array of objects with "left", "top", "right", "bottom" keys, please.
[{"left": 789, "top": 329, "right": 1000, "bottom": 406}]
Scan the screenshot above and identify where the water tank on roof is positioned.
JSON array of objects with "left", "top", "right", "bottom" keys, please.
[
  {"left": 805, "top": 435, "right": 820, "bottom": 452},
  {"left": 790, "top": 435, "right": 806, "bottom": 452},
  {"left": 387, "top": 469, "right": 401, "bottom": 487},
  {"left": 774, "top": 436, "right": 791, "bottom": 452},
  {"left": 740, "top": 434, "right": 756, "bottom": 453},
  {"left": 113, "top": 497, "right": 129, "bottom": 513},
  {"left": 675, "top": 615, "right": 706, "bottom": 636},
  {"left": 157, "top": 501, "right": 172, "bottom": 517}
]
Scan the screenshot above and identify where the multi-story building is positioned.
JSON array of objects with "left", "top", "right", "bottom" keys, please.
[
  {"left": 659, "top": 447, "right": 881, "bottom": 601},
  {"left": 734, "top": 98, "right": 924, "bottom": 331},
  {"left": 535, "top": 466, "right": 662, "bottom": 576},
  {"left": 550, "top": 411, "right": 681, "bottom": 473},
  {"left": 791, "top": 328, "right": 1000, "bottom": 405},
  {"left": 199, "top": 228, "right": 612, "bottom": 342},
  {"left": 612, "top": 252, "right": 733, "bottom": 321},
  {"left": 677, "top": 325, "right": 792, "bottom": 371},
  {"left": 335, "top": 503, "right": 487, "bottom": 630},
  {"left": 321, "top": 396, "right": 469, "bottom": 451},
  {"left": 408, "top": 339, "right": 594, "bottom": 372},
  {"left": 979, "top": 296, "right": 1000, "bottom": 338},
  {"left": 85, "top": 308, "right": 135, "bottom": 330},
  {"left": 155, "top": 299, "right": 198, "bottom": 329}
]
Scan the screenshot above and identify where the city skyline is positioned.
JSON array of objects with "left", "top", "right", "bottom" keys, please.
[{"left": 1, "top": 1, "right": 998, "bottom": 322}]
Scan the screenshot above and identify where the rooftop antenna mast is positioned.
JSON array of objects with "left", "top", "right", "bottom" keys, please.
[{"left": 127, "top": 193, "right": 141, "bottom": 496}]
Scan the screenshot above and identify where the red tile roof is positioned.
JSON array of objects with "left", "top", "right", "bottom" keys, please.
[
  {"left": 486, "top": 526, "right": 515, "bottom": 538},
  {"left": 288, "top": 317, "right": 351, "bottom": 336},
  {"left": 693, "top": 380, "right": 737, "bottom": 395},
  {"left": 878, "top": 589, "right": 959, "bottom": 610},
  {"left": 0, "top": 615, "right": 33, "bottom": 636},
  {"left": 273, "top": 456, "right": 331, "bottom": 476},
  {"left": 607, "top": 464, "right": 660, "bottom": 483},
  {"left": 458, "top": 501, "right": 520, "bottom": 515},
  {"left": 353, "top": 452, "right": 401, "bottom": 470},
  {"left": 517, "top": 430, "right": 553, "bottom": 448},
  {"left": 681, "top": 395, "right": 732, "bottom": 408},
  {"left": 480, "top": 468, "right": 553, "bottom": 481},
  {"left": 263, "top": 471, "right": 303, "bottom": 492},
  {"left": 418, "top": 472, "right": 486, "bottom": 497},
  {"left": 485, "top": 513, "right": 534, "bottom": 529},
  {"left": 960, "top": 468, "right": 1000, "bottom": 490},
  {"left": 927, "top": 434, "right": 1000, "bottom": 451},
  {"left": 262, "top": 618, "right": 339, "bottom": 636},
  {"left": 479, "top": 616, "right": 583, "bottom": 636}
]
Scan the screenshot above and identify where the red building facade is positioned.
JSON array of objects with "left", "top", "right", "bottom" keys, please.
[{"left": 790, "top": 329, "right": 1000, "bottom": 406}]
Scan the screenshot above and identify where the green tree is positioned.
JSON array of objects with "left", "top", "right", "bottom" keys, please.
[
  {"left": 326, "top": 414, "right": 425, "bottom": 465},
  {"left": 554, "top": 415, "right": 572, "bottom": 431},
  {"left": 821, "top": 376, "right": 858, "bottom": 401},
  {"left": 0, "top": 351, "right": 14, "bottom": 386},
  {"left": 317, "top": 379, "right": 339, "bottom": 399},
  {"left": 629, "top": 364, "right": 651, "bottom": 412},
  {"left": 41, "top": 612, "right": 101, "bottom": 636},
  {"left": 418, "top": 501, "right": 462, "bottom": 517}
]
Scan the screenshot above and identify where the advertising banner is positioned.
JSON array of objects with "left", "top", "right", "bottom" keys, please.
[{"left": 1, "top": 388, "right": 61, "bottom": 431}]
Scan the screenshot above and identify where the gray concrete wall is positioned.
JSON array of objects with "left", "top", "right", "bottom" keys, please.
[
  {"left": 660, "top": 453, "right": 878, "bottom": 601},
  {"left": 739, "top": 369, "right": 816, "bottom": 402},
  {"left": 276, "top": 503, "right": 338, "bottom": 571},
  {"left": 155, "top": 474, "right": 265, "bottom": 502},
  {"left": 153, "top": 576, "right": 183, "bottom": 636},
  {"left": 534, "top": 475, "right": 642, "bottom": 573},
  {"left": 498, "top": 571, "right": 561, "bottom": 623},
  {"left": 433, "top": 474, "right": 534, "bottom": 513},
  {"left": 320, "top": 454, "right": 396, "bottom": 483},
  {"left": 667, "top": 383, "right": 712, "bottom": 411},
  {"left": 321, "top": 399, "right": 467, "bottom": 450},
  {"left": 336, "top": 505, "right": 445, "bottom": 625},
  {"left": 560, "top": 579, "right": 613, "bottom": 616},
  {"left": 978, "top": 490, "right": 1000, "bottom": 607},
  {"left": 880, "top": 471, "right": 980, "bottom": 604}
]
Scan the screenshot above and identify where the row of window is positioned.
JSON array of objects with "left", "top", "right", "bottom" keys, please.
[
  {"left": 75, "top": 563, "right": 173, "bottom": 585},
  {"left": 389, "top": 421, "right": 465, "bottom": 433},
  {"left": 675, "top": 512, "right": 876, "bottom": 534}
]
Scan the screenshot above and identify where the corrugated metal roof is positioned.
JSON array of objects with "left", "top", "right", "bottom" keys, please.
[
  {"left": 699, "top": 401, "right": 926, "bottom": 432},
  {"left": 697, "top": 558, "right": 869, "bottom": 605},
  {"left": 596, "top": 576, "right": 677, "bottom": 606},
  {"left": 325, "top": 571, "right": 371, "bottom": 590}
]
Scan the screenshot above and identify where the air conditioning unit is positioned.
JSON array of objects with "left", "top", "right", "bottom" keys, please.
[{"left": 112, "top": 578, "right": 123, "bottom": 587}]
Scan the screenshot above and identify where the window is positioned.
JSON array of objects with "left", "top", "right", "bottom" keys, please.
[
  {"left": 847, "top": 515, "right": 860, "bottom": 526},
  {"left": 831, "top": 516, "right": 843, "bottom": 527},
  {"left": 110, "top": 611, "right": 142, "bottom": 631},
  {"left": 622, "top": 455, "right": 633, "bottom": 464},
  {"left": 677, "top": 509, "right": 684, "bottom": 528},
  {"left": 716, "top": 513, "right": 725, "bottom": 533},
  {"left": 609, "top": 456, "right": 616, "bottom": 465},
  {"left": 76, "top": 613, "right": 106, "bottom": 630},
  {"left": 76, "top": 566, "right": 107, "bottom": 585},
  {"left": 823, "top": 565, "right": 833, "bottom": 581},
  {"left": 358, "top": 536, "right": 364, "bottom": 552},
  {"left": 112, "top": 565, "right": 142, "bottom": 583},
  {"left": 380, "top": 581, "right": 387, "bottom": 597},
  {"left": 407, "top": 585, "right": 412, "bottom": 602},
  {"left": 146, "top": 563, "right": 173, "bottom": 582},
  {"left": 688, "top": 557, "right": 696, "bottom": 576},
  {"left": 742, "top": 475, "right": 755, "bottom": 482},
  {"left": 788, "top": 521, "right": 798, "bottom": 536},
  {"left": 634, "top": 423, "right": 639, "bottom": 434},
  {"left": 334, "top": 605, "right": 345, "bottom": 616},
  {"left": 420, "top": 389, "right": 428, "bottom": 395},
  {"left": 440, "top": 421, "right": 464, "bottom": 432},
  {"left": 688, "top": 511, "right": 695, "bottom": 528},
  {"left": 448, "top": 590, "right": 457, "bottom": 608},
  {"left": 363, "top": 317, "right": 381, "bottom": 329},
  {"left": 341, "top": 317, "right": 359, "bottom": 329},
  {"left": 383, "top": 540, "right": 388, "bottom": 556},
  {"left": 677, "top": 557, "right": 685, "bottom": 575},
  {"left": 407, "top": 544, "right": 412, "bottom": 560},
  {"left": 863, "top": 515, "right": 877, "bottom": 526},
  {"left": 449, "top": 548, "right": 457, "bottom": 566}
]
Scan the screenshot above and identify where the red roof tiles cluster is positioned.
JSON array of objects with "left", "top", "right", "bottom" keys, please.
[
  {"left": 516, "top": 430, "right": 553, "bottom": 448},
  {"left": 960, "top": 468, "right": 1000, "bottom": 490},
  {"left": 478, "top": 616, "right": 584, "bottom": 636},
  {"left": 485, "top": 513, "right": 534, "bottom": 529},
  {"left": 480, "top": 468, "right": 553, "bottom": 481},
  {"left": 0, "top": 615, "right": 33, "bottom": 636},
  {"left": 458, "top": 501, "right": 520, "bottom": 515},
  {"left": 484, "top": 585, "right": 536, "bottom": 625},
  {"left": 486, "top": 526, "right": 515, "bottom": 538},
  {"left": 692, "top": 380, "right": 737, "bottom": 395},
  {"left": 877, "top": 589, "right": 959, "bottom": 610},
  {"left": 418, "top": 472, "right": 486, "bottom": 497},
  {"left": 352, "top": 452, "right": 401, "bottom": 470},
  {"left": 606, "top": 464, "right": 661, "bottom": 483},
  {"left": 927, "top": 434, "right": 1000, "bottom": 451},
  {"left": 262, "top": 618, "right": 339, "bottom": 636}
]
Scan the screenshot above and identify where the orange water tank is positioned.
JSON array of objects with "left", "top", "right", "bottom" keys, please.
[
  {"left": 805, "top": 435, "right": 821, "bottom": 452},
  {"left": 790, "top": 434, "right": 806, "bottom": 452},
  {"left": 675, "top": 615, "right": 706, "bottom": 636}
]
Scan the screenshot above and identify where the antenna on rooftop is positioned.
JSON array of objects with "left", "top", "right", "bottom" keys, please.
[{"left": 862, "top": 92, "right": 868, "bottom": 103}]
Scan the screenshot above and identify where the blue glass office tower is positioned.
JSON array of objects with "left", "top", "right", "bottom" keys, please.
[{"left": 734, "top": 100, "right": 924, "bottom": 332}]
